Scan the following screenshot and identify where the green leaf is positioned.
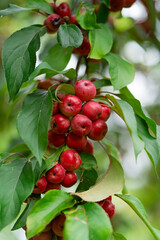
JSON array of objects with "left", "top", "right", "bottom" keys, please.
[
  {"left": 29, "top": 62, "right": 76, "bottom": 81},
  {"left": 79, "top": 152, "right": 97, "bottom": 170},
  {"left": 104, "top": 53, "right": 135, "bottom": 90},
  {"left": 106, "top": 95, "right": 144, "bottom": 158},
  {"left": 0, "top": 4, "right": 32, "bottom": 16},
  {"left": 93, "top": 78, "right": 111, "bottom": 89},
  {"left": 64, "top": 202, "right": 112, "bottom": 240},
  {"left": 74, "top": 156, "right": 124, "bottom": 202},
  {"left": 44, "top": 44, "right": 72, "bottom": 71},
  {"left": 57, "top": 24, "right": 83, "bottom": 48},
  {"left": 12, "top": 200, "right": 36, "bottom": 230},
  {"left": 76, "top": 168, "right": 98, "bottom": 192},
  {"left": 88, "top": 23, "right": 113, "bottom": 59},
  {"left": 0, "top": 158, "right": 34, "bottom": 230},
  {"left": 116, "top": 194, "right": 160, "bottom": 240},
  {"left": 2, "top": 25, "right": 44, "bottom": 100},
  {"left": 55, "top": 83, "right": 75, "bottom": 96},
  {"left": 17, "top": 90, "right": 53, "bottom": 165},
  {"left": 27, "top": 0, "right": 53, "bottom": 14},
  {"left": 45, "top": 145, "right": 64, "bottom": 171},
  {"left": 136, "top": 116, "right": 159, "bottom": 169},
  {"left": 100, "top": 0, "right": 110, "bottom": 7},
  {"left": 102, "top": 139, "right": 121, "bottom": 161},
  {"left": 96, "top": 3, "right": 109, "bottom": 23},
  {"left": 31, "top": 157, "right": 47, "bottom": 182},
  {"left": 119, "top": 87, "right": 157, "bottom": 137},
  {"left": 112, "top": 232, "right": 127, "bottom": 240},
  {"left": 76, "top": 3, "right": 98, "bottom": 30},
  {"left": 27, "top": 190, "right": 75, "bottom": 238}
]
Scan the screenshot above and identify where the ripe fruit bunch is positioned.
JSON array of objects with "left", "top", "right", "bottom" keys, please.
[{"left": 48, "top": 79, "right": 110, "bottom": 154}]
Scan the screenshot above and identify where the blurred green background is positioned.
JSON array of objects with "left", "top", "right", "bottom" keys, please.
[{"left": 0, "top": 0, "right": 160, "bottom": 239}]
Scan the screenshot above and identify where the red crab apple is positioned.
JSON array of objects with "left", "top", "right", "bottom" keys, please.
[
  {"left": 37, "top": 79, "right": 53, "bottom": 90},
  {"left": 46, "top": 164, "right": 65, "bottom": 184},
  {"left": 102, "top": 200, "right": 115, "bottom": 219},
  {"left": 61, "top": 171, "right": 78, "bottom": 188},
  {"left": 60, "top": 150, "right": 81, "bottom": 171},
  {"left": 56, "top": 2, "right": 71, "bottom": 18},
  {"left": 71, "top": 114, "right": 92, "bottom": 136},
  {"left": 44, "top": 14, "right": 62, "bottom": 33},
  {"left": 108, "top": 0, "right": 124, "bottom": 12},
  {"left": 66, "top": 131, "right": 87, "bottom": 150},
  {"left": 88, "top": 119, "right": 108, "bottom": 141},
  {"left": 33, "top": 176, "right": 47, "bottom": 194},
  {"left": 50, "top": 114, "right": 70, "bottom": 134},
  {"left": 99, "top": 103, "right": 111, "bottom": 121},
  {"left": 52, "top": 214, "right": 66, "bottom": 237},
  {"left": 80, "top": 140, "right": 94, "bottom": 155},
  {"left": 48, "top": 130, "right": 65, "bottom": 148},
  {"left": 70, "top": 15, "right": 78, "bottom": 25},
  {"left": 59, "top": 94, "right": 82, "bottom": 117},
  {"left": 74, "top": 37, "right": 91, "bottom": 56},
  {"left": 82, "top": 100, "right": 102, "bottom": 121},
  {"left": 97, "top": 196, "right": 112, "bottom": 207},
  {"left": 32, "top": 231, "right": 53, "bottom": 240},
  {"left": 44, "top": 182, "right": 61, "bottom": 193},
  {"left": 75, "top": 79, "right": 96, "bottom": 102},
  {"left": 52, "top": 101, "right": 59, "bottom": 115},
  {"left": 124, "top": 0, "right": 136, "bottom": 7}
]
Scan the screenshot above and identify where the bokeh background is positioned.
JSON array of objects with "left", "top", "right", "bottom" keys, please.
[{"left": 0, "top": 0, "right": 160, "bottom": 239}]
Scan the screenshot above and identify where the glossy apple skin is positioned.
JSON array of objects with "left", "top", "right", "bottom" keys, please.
[
  {"left": 56, "top": 2, "right": 71, "bottom": 18},
  {"left": 37, "top": 79, "right": 53, "bottom": 90},
  {"left": 71, "top": 114, "right": 92, "bottom": 136},
  {"left": 60, "top": 150, "right": 81, "bottom": 171},
  {"left": 66, "top": 132, "right": 87, "bottom": 150},
  {"left": 88, "top": 119, "right": 108, "bottom": 141},
  {"left": 99, "top": 103, "right": 111, "bottom": 121},
  {"left": 108, "top": 0, "right": 124, "bottom": 12},
  {"left": 75, "top": 79, "right": 96, "bottom": 102},
  {"left": 123, "top": 0, "right": 136, "bottom": 7},
  {"left": 43, "top": 14, "right": 62, "bottom": 33},
  {"left": 52, "top": 214, "right": 66, "bottom": 237},
  {"left": 70, "top": 15, "right": 78, "bottom": 25},
  {"left": 33, "top": 176, "right": 47, "bottom": 194},
  {"left": 74, "top": 37, "right": 91, "bottom": 56},
  {"left": 50, "top": 114, "right": 70, "bottom": 134},
  {"left": 48, "top": 130, "right": 66, "bottom": 148},
  {"left": 59, "top": 95, "right": 82, "bottom": 117},
  {"left": 46, "top": 164, "right": 65, "bottom": 184},
  {"left": 61, "top": 171, "right": 78, "bottom": 188},
  {"left": 82, "top": 101, "right": 102, "bottom": 121},
  {"left": 44, "top": 182, "right": 61, "bottom": 193},
  {"left": 52, "top": 101, "right": 59, "bottom": 116},
  {"left": 32, "top": 230, "right": 53, "bottom": 240},
  {"left": 102, "top": 200, "right": 115, "bottom": 218},
  {"left": 97, "top": 196, "right": 112, "bottom": 207},
  {"left": 79, "top": 140, "right": 94, "bottom": 155}
]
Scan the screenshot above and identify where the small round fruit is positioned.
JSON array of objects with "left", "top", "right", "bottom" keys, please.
[
  {"left": 59, "top": 94, "right": 82, "bottom": 117},
  {"left": 74, "top": 37, "right": 91, "bottom": 56},
  {"left": 80, "top": 140, "right": 94, "bottom": 155},
  {"left": 70, "top": 15, "right": 78, "bottom": 25},
  {"left": 102, "top": 200, "right": 115, "bottom": 218},
  {"left": 44, "top": 182, "right": 61, "bottom": 193},
  {"left": 99, "top": 103, "right": 111, "bottom": 121},
  {"left": 88, "top": 119, "right": 108, "bottom": 141},
  {"left": 123, "top": 0, "right": 136, "bottom": 7},
  {"left": 82, "top": 101, "right": 102, "bottom": 121},
  {"left": 52, "top": 101, "right": 59, "bottom": 115},
  {"left": 33, "top": 176, "right": 47, "bottom": 194},
  {"left": 56, "top": 2, "right": 71, "bottom": 18},
  {"left": 108, "top": 0, "right": 124, "bottom": 12},
  {"left": 32, "top": 230, "right": 53, "bottom": 240},
  {"left": 61, "top": 171, "right": 78, "bottom": 188},
  {"left": 37, "top": 79, "right": 53, "bottom": 90},
  {"left": 48, "top": 130, "right": 66, "bottom": 148},
  {"left": 66, "top": 132, "right": 87, "bottom": 150},
  {"left": 60, "top": 150, "right": 81, "bottom": 171},
  {"left": 71, "top": 114, "right": 92, "bottom": 136},
  {"left": 44, "top": 14, "right": 62, "bottom": 33},
  {"left": 50, "top": 114, "right": 70, "bottom": 134},
  {"left": 75, "top": 79, "right": 96, "bottom": 102},
  {"left": 46, "top": 164, "right": 65, "bottom": 184},
  {"left": 52, "top": 214, "right": 66, "bottom": 237}
]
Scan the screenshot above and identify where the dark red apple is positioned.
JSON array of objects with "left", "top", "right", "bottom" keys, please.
[
  {"left": 60, "top": 149, "right": 81, "bottom": 171},
  {"left": 61, "top": 171, "right": 78, "bottom": 188},
  {"left": 50, "top": 114, "right": 70, "bottom": 134},
  {"left": 88, "top": 119, "right": 108, "bottom": 141},
  {"left": 46, "top": 164, "right": 65, "bottom": 184},
  {"left": 71, "top": 114, "right": 92, "bottom": 136},
  {"left": 66, "top": 132, "right": 87, "bottom": 150},
  {"left": 75, "top": 79, "right": 96, "bottom": 102},
  {"left": 82, "top": 100, "right": 102, "bottom": 121},
  {"left": 33, "top": 176, "right": 47, "bottom": 194},
  {"left": 59, "top": 94, "right": 82, "bottom": 117}
]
